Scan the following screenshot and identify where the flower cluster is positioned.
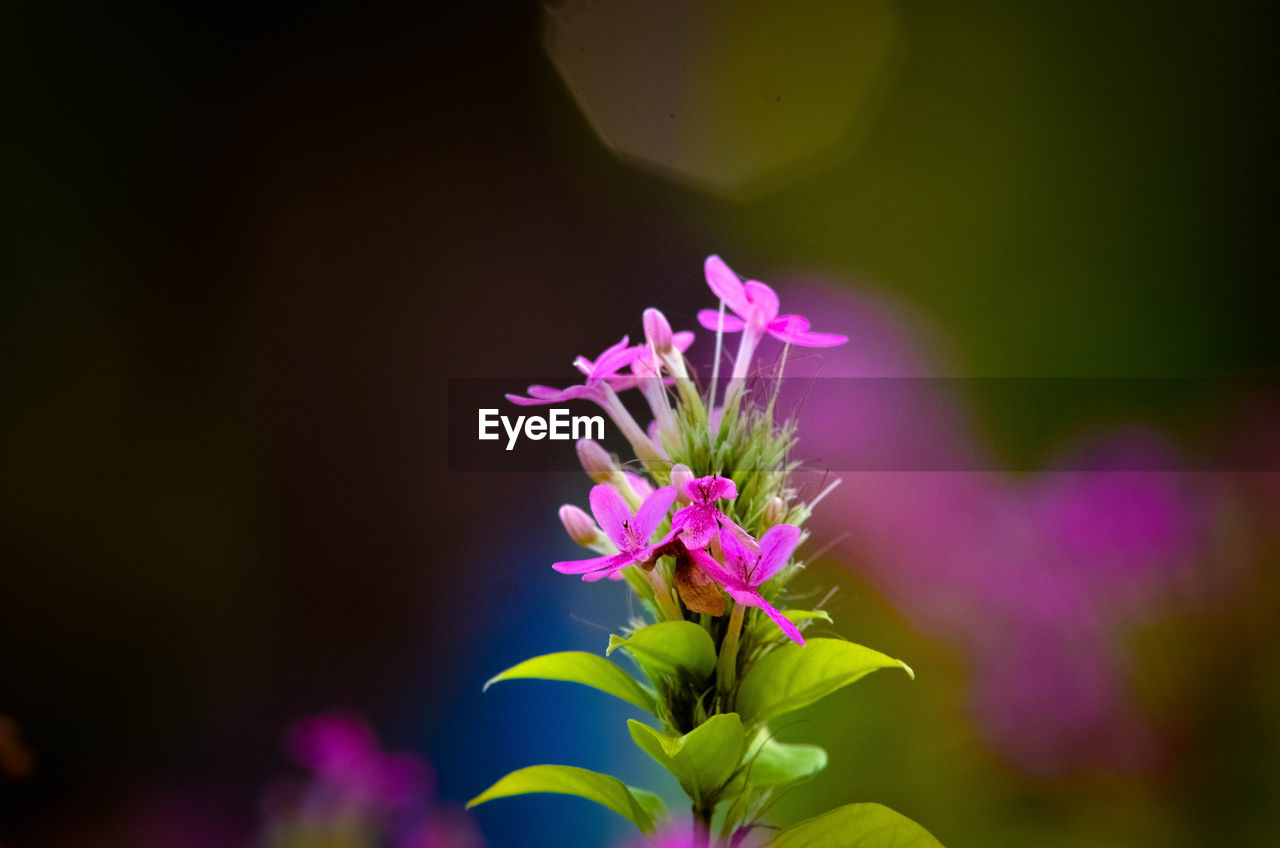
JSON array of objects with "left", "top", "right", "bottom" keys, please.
[
  {"left": 475, "top": 257, "right": 939, "bottom": 848},
  {"left": 512, "top": 256, "right": 846, "bottom": 654}
]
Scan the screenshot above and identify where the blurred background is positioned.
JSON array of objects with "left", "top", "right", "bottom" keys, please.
[{"left": 2, "top": 1, "right": 1277, "bottom": 845}]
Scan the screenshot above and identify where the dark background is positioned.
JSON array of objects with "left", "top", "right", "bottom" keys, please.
[{"left": 3, "top": 1, "right": 1277, "bottom": 845}]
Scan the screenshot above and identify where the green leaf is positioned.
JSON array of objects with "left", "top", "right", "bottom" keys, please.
[
  {"left": 769, "top": 802, "right": 945, "bottom": 847},
  {"left": 750, "top": 609, "right": 833, "bottom": 639},
  {"left": 628, "top": 713, "right": 745, "bottom": 802},
  {"left": 467, "top": 764, "right": 665, "bottom": 833},
  {"left": 484, "top": 651, "right": 656, "bottom": 713},
  {"left": 607, "top": 621, "right": 717, "bottom": 679},
  {"left": 725, "top": 729, "right": 827, "bottom": 793},
  {"left": 736, "top": 638, "right": 913, "bottom": 725}
]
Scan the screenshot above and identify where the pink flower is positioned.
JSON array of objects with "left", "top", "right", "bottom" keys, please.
[
  {"left": 671, "top": 474, "right": 753, "bottom": 550},
  {"left": 506, "top": 336, "right": 639, "bottom": 406},
  {"left": 554, "top": 484, "right": 678, "bottom": 581},
  {"left": 558, "top": 504, "right": 600, "bottom": 546},
  {"left": 623, "top": 472, "right": 654, "bottom": 500},
  {"left": 697, "top": 256, "right": 847, "bottom": 364},
  {"left": 506, "top": 338, "right": 664, "bottom": 466},
  {"left": 625, "top": 331, "right": 695, "bottom": 383},
  {"left": 286, "top": 712, "right": 430, "bottom": 810},
  {"left": 697, "top": 525, "right": 805, "bottom": 645}
]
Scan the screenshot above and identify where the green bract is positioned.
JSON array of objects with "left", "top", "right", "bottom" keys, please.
[
  {"left": 724, "top": 729, "right": 828, "bottom": 794},
  {"left": 736, "top": 638, "right": 915, "bottom": 725},
  {"left": 474, "top": 273, "right": 945, "bottom": 846},
  {"left": 608, "top": 621, "right": 718, "bottom": 680},
  {"left": 629, "top": 713, "right": 745, "bottom": 803}
]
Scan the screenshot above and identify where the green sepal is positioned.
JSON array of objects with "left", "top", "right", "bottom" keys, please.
[
  {"left": 484, "top": 651, "right": 657, "bottom": 714},
  {"left": 737, "top": 638, "right": 913, "bottom": 725},
  {"left": 768, "top": 802, "right": 944, "bottom": 847},
  {"left": 607, "top": 620, "right": 717, "bottom": 680},
  {"left": 467, "top": 764, "right": 666, "bottom": 834},
  {"left": 628, "top": 713, "right": 745, "bottom": 802}
]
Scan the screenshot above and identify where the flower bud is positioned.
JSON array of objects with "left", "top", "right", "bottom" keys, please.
[
  {"left": 670, "top": 463, "right": 695, "bottom": 503},
  {"left": 763, "top": 495, "right": 786, "bottom": 526},
  {"left": 575, "top": 438, "right": 615, "bottom": 483},
  {"left": 643, "top": 307, "right": 674, "bottom": 354},
  {"left": 559, "top": 504, "right": 599, "bottom": 547},
  {"left": 624, "top": 472, "right": 654, "bottom": 500}
]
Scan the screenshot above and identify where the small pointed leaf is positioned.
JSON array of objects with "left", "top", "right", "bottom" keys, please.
[
  {"left": 484, "top": 651, "right": 656, "bottom": 713},
  {"left": 468, "top": 764, "right": 665, "bottom": 833},
  {"left": 628, "top": 713, "right": 745, "bottom": 802},
  {"left": 725, "top": 729, "right": 827, "bottom": 793},
  {"left": 737, "top": 638, "right": 912, "bottom": 725},
  {"left": 768, "top": 802, "right": 944, "bottom": 847},
  {"left": 607, "top": 620, "right": 717, "bottom": 679}
]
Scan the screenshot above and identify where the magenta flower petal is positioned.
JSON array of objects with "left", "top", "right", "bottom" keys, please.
[
  {"left": 685, "top": 475, "right": 737, "bottom": 503},
  {"left": 742, "top": 280, "right": 780, "bottom": 324},
  {"left": 632, "top": 486, "right": 677, "bottom": 540},
  {"left": 697, "top": 309, "right": 746, "bottom": 333},
  {"left": 753, "top": 593, "right": 806, "bottom": 645},
  {"left": 573, "top": 336, "right": 632, "bottom": 377},
  {"left": 504, "top": 390, "right": 556, "bottom": 406},
  {"left": 643, "top": 526, "right": 680, "bottom": 554},
  {"left": 719, "top": 526, "right": 755, "bottom": 579},
  {"left": 753, "top": 524, "right": 802, "bottom": 583},
  {"left": 672, "top": 505, "right": 721, "bottom": 550},
  {"left": 689, "top": 547, "right": 734, "bottom": 585},
  {"left": 581, "top": 556, "right": 639, "bottom": 582},
  {"left": 705, "top": 255, "right": 750, "bottom": 313},
  {"left": 552, "top": 552, "right": 629, "bottom": 575},
  {"left": 505, "top": 384, "right": 595, "bottom": 405},
  {"left": 624, "top": 473, "right": 654, "bottom": 499},
  {"left": 512, "top": 337, "right": 649, "bottom": 408},
  {"left": 587, "top": 336, "right": 641, "bottom": 378},
  {"left": 767, "top": 315, "right": 848, "bottom": 347},
  {"left": 719, "top": 514, "right": 760, "bottom": 555},
  {"left": 588, "top": 484, "right": 632, "bottom": 544}
]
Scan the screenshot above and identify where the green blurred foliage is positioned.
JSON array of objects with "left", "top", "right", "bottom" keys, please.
[{"left": 762, "top": 557, "right": 1280, "bottom": 847}]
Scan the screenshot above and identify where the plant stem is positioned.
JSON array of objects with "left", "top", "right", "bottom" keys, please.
[
  {"left": 716, "top": 603, "right": 746, "bottom": 698},
  {"left": 692, "top": 801, "right": 713, "bottom": 847}
]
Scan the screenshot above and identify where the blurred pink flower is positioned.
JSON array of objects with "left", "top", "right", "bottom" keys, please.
[
  {"left": 264, "top": 711, "right": 485, "bottom": 848},
  {"left": 769, "top": 278, "right": 1228, "bottom": 776},
  {"left": 287, "top": 712, "right": 431, "bottom": 810}
]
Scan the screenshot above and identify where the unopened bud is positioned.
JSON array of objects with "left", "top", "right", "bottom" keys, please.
[
  {"left": 763, "top": 496, "right": 786, "bottom": 526},
  {"left": 670, "top": 463, "right": 695, "bottom": 502},
  {"left": 559, "top": 504, "right": 599, "bottom": 547},
  {"left": 643, "top": 307, "right": 674, "bottom": 354},
  {"left": 624, "top": 472, "right": 654, "bottom": 500},
  {"left": 576, "top": 438, "right": 615, "bottom": 483}
]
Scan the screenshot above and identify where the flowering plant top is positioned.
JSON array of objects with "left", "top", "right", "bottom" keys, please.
[{"left": 471, "top": 257, "right": 943, "bottom": 847}]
